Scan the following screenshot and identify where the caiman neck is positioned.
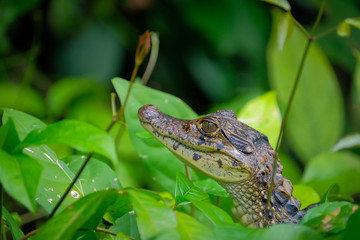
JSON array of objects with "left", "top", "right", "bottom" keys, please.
[{"left": 218, "top": 151, "right": 305, "bottom": 228}]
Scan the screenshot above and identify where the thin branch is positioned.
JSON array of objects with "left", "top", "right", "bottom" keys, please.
[
  {"left": 48, "top": 30, "right": 152, "bottom": 219},
  {"left": 49, "top": 152, "right": 95, "bottom": 218},
  {"left": 313, "top": 26, "right": 337, "bottom": 40},
  {"left": 95, "top": 227, "right": 117, "bottom": 236},
  {"left": 19, "top": 229, "right": 38, "bottom": 240},
  {"left": 266, "top": 0, "right": 328, "bottom": 224}
]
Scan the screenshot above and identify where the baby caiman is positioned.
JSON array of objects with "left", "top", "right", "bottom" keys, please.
[{"left": 138, "top": 104, "right": 314, "bottom": 228}]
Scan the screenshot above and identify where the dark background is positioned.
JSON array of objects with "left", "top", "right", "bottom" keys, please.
[{"left": 2, "top": 0, "right": 359, "bottom": 115}]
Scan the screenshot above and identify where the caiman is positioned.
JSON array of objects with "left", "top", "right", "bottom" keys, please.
[{"left": 138, "top": 104, "right": 315, "bottom": 228}]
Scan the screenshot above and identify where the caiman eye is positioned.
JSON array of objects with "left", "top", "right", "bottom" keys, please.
[{"left": 198, "top": 119, "right": 219, "bottom": 136}]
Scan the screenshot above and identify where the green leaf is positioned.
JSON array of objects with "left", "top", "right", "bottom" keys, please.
[
  {"left": 1, "top": 109, "right": 83, "bottom": 212},
  {"left": 300, "top": 201, "right": 356, "bottom": 235},
  {"left": 2, "top": 108, "right": 46, "bottom": 141},
  {"left": 292, "top": 184, "right": 320, "bottom": 209},
  {"left": 109, "top": 212, "right": 139, "bottom": 239},
  {"left": 261, "top": 0, "right": 291, "bottom": 11},
  {"left": 337, "top": 22, "right": 351, "bottom": 37},
  {"left": 267, "top": 9, "right": 344, "bottom": 162},
  {"left": 302, "top": 151, "right": 360, "bottom": 195},
  {"left": 112, "top": 78, "right": 198, "bottom": 193},
  {"left": 176, "top": 211, "right": 213, "bottom": 240},
  {"left": 0, "top": 117, "right": 20, "bottom": 152},
  {"left": 254, "top": 224, "right": 323, "bottom": 240},
  {"left": 341, "top": 208, "right": 360, "bottom": 240},
  {"left": 237, "top": 91, "right": 281, "bottom": 148},
  {"left": 127, "top": 189, "right": 179, "bottom": 239},
  {"left": 277, "top": 11, "right": 294, "bottom": 51},
  {"left": 321, "top": 184, "right": 354, "bottom": 203},
  {"left": 65, "top": 155, "right": 121, "bottom": 195},
  {"left": 344, "top": 17, "right": 360, "bottom": 29},
  {"left": 16, "top": 119, "right": 117, "bottom": 165},
  {"left": 2, "top": 206, "right": 24, "bottom": 240},
  {"left": 23, "top": 145, "right": 83, "bottom": 213},
  {"left": 194, "top": 178, "right": 228, "bottom": 197},
  {"left": 175, "top": 173, "right": 209, "bottom": 203},
  {"left": 33, "top": 190, "right": 119, "bottom": 240},
  {"left": 332, "top": 133, "right": 360, "bottom": 152},
  {"left": 191, "top": 200, "right": 233, "bottom": 225},
  {"left": 104, "top": 194, "right": 132, "bottom": 224},
  {"left": 214, "top": 224, "right": 253, "bottom": 240},
  {"left": 0, "top": 150, "right": 42, "bottom": 212}
]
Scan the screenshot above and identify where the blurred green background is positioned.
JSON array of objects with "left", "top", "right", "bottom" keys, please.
[
  {"left": 1, "top": 0, "right": 360, "bottom": 235},
  {"left": 1, "top": 0, "right": 358, "bottom": 115}
]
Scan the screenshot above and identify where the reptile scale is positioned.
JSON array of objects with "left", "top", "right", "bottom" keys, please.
[{"left": 138, "top": 104, "right": 316, "bottom": 228}]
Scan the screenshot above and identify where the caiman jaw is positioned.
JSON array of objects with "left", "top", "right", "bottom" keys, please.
[{"left": 138, "top": 104, "right": 309, "bottom": 228}]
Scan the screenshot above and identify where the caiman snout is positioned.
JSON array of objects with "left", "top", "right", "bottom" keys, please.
[{"left": 138, "top": 104, "right": 161, "bottom": 123}]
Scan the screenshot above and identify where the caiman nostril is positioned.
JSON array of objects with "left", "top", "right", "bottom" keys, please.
[{"left": 138, "top": 105, "right": 161, "bottom": 122}]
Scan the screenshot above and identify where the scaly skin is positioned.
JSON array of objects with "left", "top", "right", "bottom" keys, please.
[{"left": 138, "top": 104, "right": 314, "bottom": 228}]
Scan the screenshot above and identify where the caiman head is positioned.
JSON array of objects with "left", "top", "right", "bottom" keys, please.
[{"left": 138, "top": 104, "right": 308, "bottom": 228}]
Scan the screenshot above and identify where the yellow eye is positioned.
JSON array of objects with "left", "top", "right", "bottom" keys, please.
[{"left": 199, "top": 120, "right": 218, "bottom": 136}]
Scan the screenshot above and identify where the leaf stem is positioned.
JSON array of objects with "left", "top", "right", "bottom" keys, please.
[
  {"left": 266, "top": 0, "right": 327, "bottom": 224},
  {"left": 48, "top": 31, "right": 151, "bottom": 219},
  {"left": 95, "top": 227, "right": 117, "bottom": 236},
  {"left": 313, "top": 26, "right": 337, "bottom": 40},
  {"left": 19, "top": 229, "right": 38, "bottom": 240},
  {"left": 311, "top": 0, "right": 327, "bottom": 36}
]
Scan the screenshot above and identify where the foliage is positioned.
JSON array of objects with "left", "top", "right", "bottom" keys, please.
[{"left": 1, "top": 0, "right": 360, "bottom": 239}]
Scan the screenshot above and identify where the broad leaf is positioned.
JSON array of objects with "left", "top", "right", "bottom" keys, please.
[
  {"left": 2, "top": 108, "right": 46, "bottom": 140},
  {"left": 175, "top": 173, "right": 209, "bottom": 203},
  {"left": 300, "top": 201, "right": 356, "bottom": 235},
  {"left": 292, "top": 184, "right": 320, "bottom": 209},
  {"left": 1, "top": 109, "right": 86, "bottom": 213},
  {"left": 176, "top": 211, "right": 213, "bottom": 240},
  {"left": 344, "top": 17, "right": 360, "bottom": 29},
  {"left": 127, "top": 189, "right": 179, "bottom": 239},
  {"left": 261, "top": 0, "right": 291, "bottom": 11},
  {"left": 214, "top": 224, "right": 253, "bottom": 240},
  {"left": 194, "top": 178, "right": 228, "bottom": 197},
  {"left": 23, "top": 146, "right": 83, "bottom": 214},
  {"left": 112, "top": 78, "right": 198, "bottom": 193},
  {"left": 16, "top": 119, "right": 117, "bottom": 165},
  {"left": 302, "top": 151, "right": 360, "bottom": 196},
  {"left": 2, "top": 206, "right": 24, "bottom": 240},
  {"left": 237, "top": 91, "right": 281, "bottom": 148},
  {"left": 337, "top": 22, "right": 351, "bottom": 37},
  {"left": 277, "top": 11, "right": 294, "bottom": 51},
  {"left": 253, "top": 224, "right": 323, "bottom": 240},
  {"left": 66, "top": 155, "right": 121, "bottom": 195},
  {"left": 332, "top": 133, "right": 360, "bottom": 152},
  {"left": 109, "top": 212, "right": 139, "bottom": 239},
  {"left": 33, "top": 190, "right": 119, "bottom": 240},
  {"left": 0, "top": 117, "right": 20, "bottom": 153},
  {"left": 267, "top": 9, "right": 344, "bottom": 162},
  {"left": 0, "top": 150, "right": 42, "bottom": 212},
  {"left": 341, "top": 208, "right": 360, "bottom": 240},
  {"left": 191, "top": 200, "right": 233, "bottom": 225}
]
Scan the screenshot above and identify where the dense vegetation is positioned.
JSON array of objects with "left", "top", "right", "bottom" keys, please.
[{"left": 1, "top": 0, "right": 360, "bottom": 239}]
